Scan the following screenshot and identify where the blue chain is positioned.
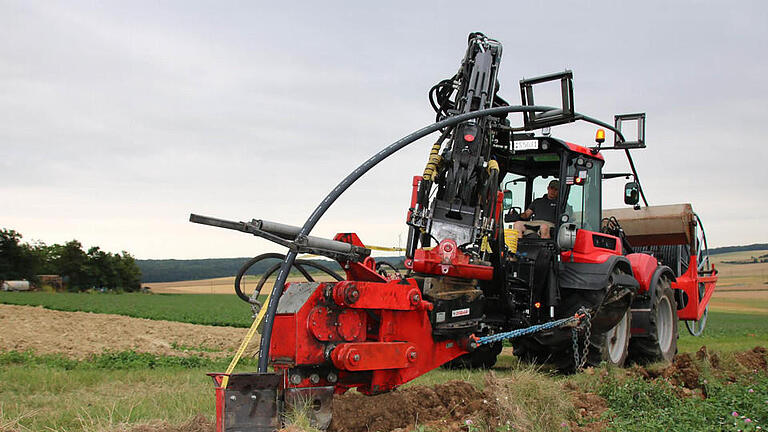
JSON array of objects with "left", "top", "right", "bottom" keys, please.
[{"left": 476, "top": 315, "right": 581, "bottom": 345}]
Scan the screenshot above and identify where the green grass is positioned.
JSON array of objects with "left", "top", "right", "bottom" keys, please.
[
  {"left": 598, "top": 367, "right": 768, "bottom": 431},
  {"left": 678, "top": 310, "right": 768, "bottom": 353},
  {"left": 0, "top": 291, "right": 258, "bottom": 327},
  {"left": 0, "top": 350, "right": 262, "bottom": 431}
]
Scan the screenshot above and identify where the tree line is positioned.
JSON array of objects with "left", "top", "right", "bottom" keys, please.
[{"left": 0, "top": 228, "right": 142, "bottom": 292}]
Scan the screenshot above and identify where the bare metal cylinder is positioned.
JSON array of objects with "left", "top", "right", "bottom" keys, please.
[{"left": 255, "top": 219, "right": 357, "bottom": 254}]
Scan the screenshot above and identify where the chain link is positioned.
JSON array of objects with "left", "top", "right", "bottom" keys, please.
[
  {"left": 578, "top": 310, "right": 592, "bottom": 370},
  {"left": 571, "top": 308, "right": 593, "bottom": 371},
  {"left": 572, "top": 327, "right": 580, "bottom": 368}
]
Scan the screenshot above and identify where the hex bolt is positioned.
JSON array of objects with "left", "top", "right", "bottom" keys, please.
[
  {"left": 409, "top": 351, "right": 417, "bottom": 360},
  {"left": 309, "top": 373, "right": 320, "bottom": 384},
  {"left": 327, "top": 372, "right": 338, "bottom": 383},
  {"left": 353, "top": 354, "right": 360, "bottom": 362},
  {"left": 290, "top": 374, "right": 303, "bottom": 385},
  {"left": 412, "top": 294, "right": 420, "bottom": 303}
]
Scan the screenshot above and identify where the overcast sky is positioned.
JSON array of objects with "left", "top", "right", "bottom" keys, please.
[{"left": 2, "top": 1, "right": 766, "bottom": 259}]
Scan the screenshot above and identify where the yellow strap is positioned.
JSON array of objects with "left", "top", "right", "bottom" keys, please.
[
  {"left": 480, "top": 236, "right": 492, "bottom": 253},
  {"left": 220, "top": 290, "right": 272, "bottom": 389},
  {"left": 364, "top": 244, "right": 406, "bottom": 252}
]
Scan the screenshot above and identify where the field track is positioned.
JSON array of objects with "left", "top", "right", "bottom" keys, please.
[{"left": 0, "top": 304, "right": 253, "bottom": 359}]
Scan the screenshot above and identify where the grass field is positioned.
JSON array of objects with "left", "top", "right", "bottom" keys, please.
[
  {"left": 2, "top": 253, "right": 767, "bottom": 431},
  {"left": 711, "top": 250, "right": 768, "bottom": 290},
  {"left": 0, "top": 352, "right": 260, "bottom": 431},
  {"left": 1, "top": 347, "right": 766, "bottom": 431}
]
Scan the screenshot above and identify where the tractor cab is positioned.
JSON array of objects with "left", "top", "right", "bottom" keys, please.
[{"left": 499, "top": 137, "right": 605, "bottom": 239}]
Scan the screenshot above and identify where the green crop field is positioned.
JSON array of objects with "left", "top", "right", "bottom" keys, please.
[{"left": 0, "top": 291, "right": 258, "bottom": 327}]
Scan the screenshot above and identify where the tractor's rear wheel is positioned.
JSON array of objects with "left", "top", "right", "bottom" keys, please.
[
  {"left": 585, "top": 307, "right": 631, "bottom": 367},
  {"left": 512, "top": 308, "right": 632, "bottom": 371},
  {"left": 628, "top": 276, "right": 678, "bottom": 363},
  {"left": 442, "top": 341, "right": 502, "bottom": 369}
]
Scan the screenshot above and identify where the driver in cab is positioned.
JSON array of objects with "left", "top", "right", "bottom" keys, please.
[{"left": 508, "top": 179, "right": 559, "bottom": 239}]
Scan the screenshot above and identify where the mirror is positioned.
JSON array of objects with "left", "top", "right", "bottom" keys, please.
[
  {"left": 624, "top": 182, "right": 639, "bottom": 205},
  {"left": 503, "top": 190, "right": 514, "bottom": 210}
]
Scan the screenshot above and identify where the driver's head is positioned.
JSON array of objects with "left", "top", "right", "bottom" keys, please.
[{"left": 547, "top": 179, "right": 559, "bottom": 199}]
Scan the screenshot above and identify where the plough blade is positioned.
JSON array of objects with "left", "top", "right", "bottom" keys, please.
[{"left": 209, "top": 372, "right": 334, "bottom": 431}]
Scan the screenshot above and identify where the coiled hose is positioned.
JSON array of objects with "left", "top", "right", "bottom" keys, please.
[{"left": 233, "top": 253, "right": 343, "bottom": 304}]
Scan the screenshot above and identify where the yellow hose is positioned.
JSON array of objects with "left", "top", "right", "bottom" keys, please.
[
  {"left": 220, "top": 290, "right": 272, "bottom": 389},
  {"left": 422, "top": 141, "right": 442, "bottom": 181}
]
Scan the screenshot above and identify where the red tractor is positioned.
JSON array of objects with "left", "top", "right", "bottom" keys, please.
[{"left": 191, "top": 32, "right": 717, "bottom": 431}]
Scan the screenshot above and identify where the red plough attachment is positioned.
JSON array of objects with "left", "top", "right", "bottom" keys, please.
[
  {"left": 271, "top": 276, "right": 471, "bottom": 393},
  {"left": 210, "top": 244, "right": 475, "bottom": 430}
]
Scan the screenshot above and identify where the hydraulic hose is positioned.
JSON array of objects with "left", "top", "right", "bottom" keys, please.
[
  {"left": 256, "top": 103, "right": 561, "bottom": 372},
  {"left": 233, "top": 253, "right": 344, "bottom": 303}
]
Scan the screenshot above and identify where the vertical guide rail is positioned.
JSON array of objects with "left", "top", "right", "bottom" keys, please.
[{"left": 255, "top": 104, "right": 558, "bottom": 372}]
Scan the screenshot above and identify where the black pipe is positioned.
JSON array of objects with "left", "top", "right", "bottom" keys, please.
[
  {"left": 256, "top": 103, "right": 561, "bottom": 372},
  {"left": 234, "top": 253, "right": 344, "bottom": 303},
  {"left": 624, "top": 149, "right": 649, "bottom": 207}
]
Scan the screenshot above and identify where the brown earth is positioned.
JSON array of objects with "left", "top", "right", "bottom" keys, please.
[
  {"left": 0, "top": 304, "right": 255, "bottom": 359},
  {"left": 330, "top": 381, "right": 497, "bottom": 432},
  {"left": 127, "top": 415, "right": 214, "bottom": 432}
]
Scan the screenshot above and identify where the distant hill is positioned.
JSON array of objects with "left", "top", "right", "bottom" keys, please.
[
  {"left": 136, "top": 256, "right": 406, "bottom": 283},
  {"left": 708, "top": 243, "right": 768, "bottom": 255}
]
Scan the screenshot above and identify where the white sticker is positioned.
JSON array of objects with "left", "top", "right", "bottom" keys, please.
[
  {"left": 451, "top": 308, "right": 470, "bottom": 318},
  {"left": 513, "top": 140, "right": 538, "bottom": 150},
  {"left": 436, "top": 311, "right": 446, "bottom": 322}
]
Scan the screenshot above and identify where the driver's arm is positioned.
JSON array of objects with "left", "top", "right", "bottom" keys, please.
[{"left": 519, "top": 207, "right": 534, "bottom": 220}]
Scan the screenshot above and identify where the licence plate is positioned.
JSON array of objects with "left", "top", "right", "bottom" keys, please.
[{"left": 513, "top": 139, "right": 538, "bottom": 150}]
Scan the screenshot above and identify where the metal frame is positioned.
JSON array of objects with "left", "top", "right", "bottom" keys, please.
[
  {"left": 614, "top": 113, "right": 646, "bottom": 149},
  {"left": 520, "top": 70, "right": 575, "bottom": 130}
]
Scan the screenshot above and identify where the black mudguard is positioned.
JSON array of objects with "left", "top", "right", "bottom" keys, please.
[{"left": 558, "top": 255, "right": 634, "bottom": 291}]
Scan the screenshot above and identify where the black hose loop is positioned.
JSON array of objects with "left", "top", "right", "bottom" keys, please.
[
  {"left": 233, "top": 253, "right": 343, "bottom": 303},
  {"left": 256, "top": 104, "right": 561, "bottom": 372}
]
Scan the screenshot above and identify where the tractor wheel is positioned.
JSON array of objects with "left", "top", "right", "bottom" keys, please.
[
  {"left": 583, "top": 307, "right": 631, "bottom": 368},
  {"left": 628, "top": 276, "right": 678, "bottom": 364},
  {"left": 512, "top": 309, "right": 631, "bottom": 371},
  {"left": 442, "top": 341, "right": 502, "bottom": 369}
]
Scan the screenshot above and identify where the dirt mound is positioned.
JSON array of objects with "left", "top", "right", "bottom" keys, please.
[
  {"left": 126, "top": 415, "right": 213, "bottom": 432},
  {"left": 628, "top": 345, "right": 767, "bottom": 397},
  {"left": 0, "top": 304, "right": 254, "bottom": 359},
  {"left": 660, "top": 353, "right": 702, "bottom": 389},
  {"left": 329, "top": 381, "right": 497, "bottom": 432},
  {"left": 734, "top": 346, "right": 768, "bottom": 372}
]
